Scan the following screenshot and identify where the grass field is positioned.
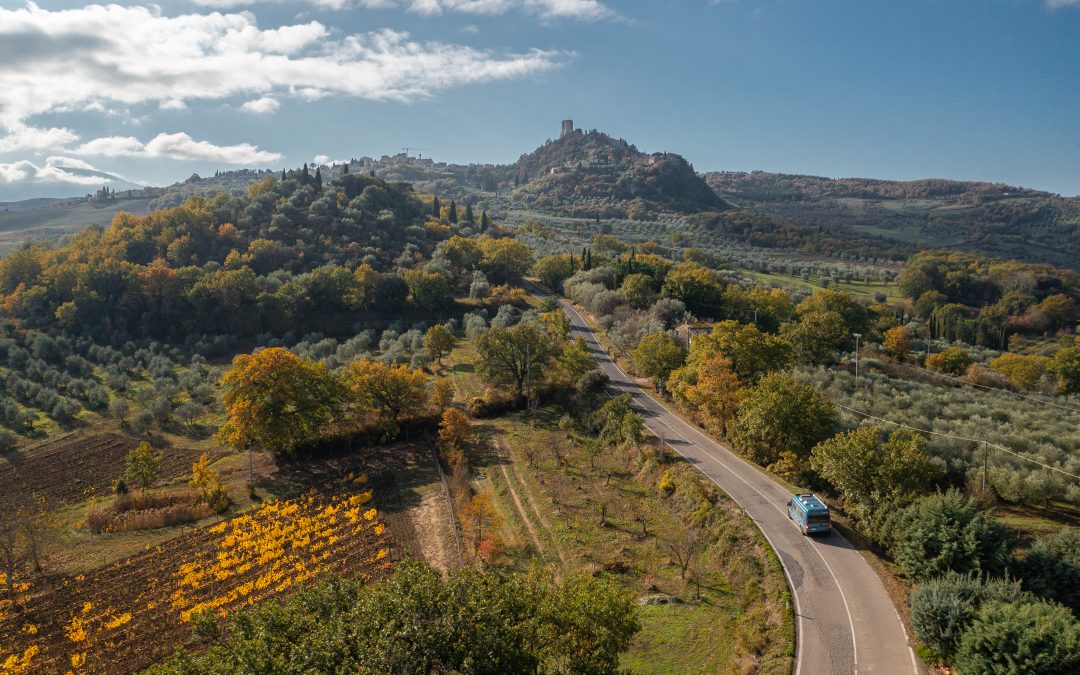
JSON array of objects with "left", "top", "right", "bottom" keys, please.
[{"left": 443, "top": 336, "right": 793, "bottom": 674}]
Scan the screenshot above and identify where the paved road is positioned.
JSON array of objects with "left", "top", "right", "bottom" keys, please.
[{"left": 556, "top": 297, "right": 923, "bottom": 675}]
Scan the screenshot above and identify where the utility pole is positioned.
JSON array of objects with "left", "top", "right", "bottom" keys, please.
[{"left": 853, "top": 333, "right": 862, "bottom": 383}]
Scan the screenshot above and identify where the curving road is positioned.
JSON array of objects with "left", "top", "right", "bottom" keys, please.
[{"left": 555, "top": 296, "right": 924, "bottom": 675}]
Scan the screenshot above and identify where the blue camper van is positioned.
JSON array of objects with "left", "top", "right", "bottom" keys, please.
[{"left": 787, "top": 493, "right": 831, "bottom": 536}]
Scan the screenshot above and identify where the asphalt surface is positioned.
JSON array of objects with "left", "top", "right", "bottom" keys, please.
[{"left": 556, "top": 297, "right": 924, "bottom": 675}]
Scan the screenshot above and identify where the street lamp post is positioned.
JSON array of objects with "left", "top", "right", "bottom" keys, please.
[{"left": 853, "top": 333, "right": 862, "bottom": 383}]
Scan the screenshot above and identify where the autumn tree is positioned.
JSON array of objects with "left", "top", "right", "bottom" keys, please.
[
  {"left": 688, "top": 320, "right": 792, "bottom": 381},
  {"left": 659, "top": 263, "right": 723, "bottom": 316},
  {"left": 989, "top": 352, "right": 1050, "bottom": 390},
  {"left": 220, "top": 348, "right": 343, "bottom": 457},
  {"left": 926, "top": 347, "right": 973, "bottom": 376},
  {"left": 346, "top": 360, "right": 429, "bottom": 425},
  {"left": 540, "top": 309, "right": 572, "bottom": 344},
  {"left": 460, "top": 493, "right": 502, "bottom": 557},
  {"left": 726, "top": 373, "right": 837, "bottom": 467},
  {"left": 404, "top": 269, "right": 451, "bottom": 311},
  {"left": 438, "top": 408, "right": 472, "bottom": 457},
  {"left": 190, "top": 453, "right": 228, "bottom": 511},
  {"left": 423, "top": 324, "right": 456, "bottom": 366},
  {"left": 556, "top": 337, "right": 595, "bottom": 382},
  {"left": 883, "top": 326, "right": 912, "bottom": 360},
  {"left": 631, "top": 332, "right": 686, "bottom": 388},
  {"left": 619, "top": 273, "right": 658, "bottom": 309},
  {"left": 124, "top": 441, "right": 162, "bottom": 492},
  {"left": 475, "top": 323, "right": 556, "bottom": 399},
  {"left": 533, "top": 254, "right": 574, "bottom": 292},
  {"left": 478, "top": 236, "right": 533, "bottom": 283},
  {"left": 797, "top": 288, "right": 872, "bottom": 336},
  {"left": 432, "top": 377, "right": 455, "bottom": 411},
  {"left": 1049, "top": 346, "right": 1080, "bottom": 394},
  {"left": 810, "top": 426, "right": 940, "bottom": 525},
  {"left": 670, "top": 353, "right": 741, "bottom": 434},
  {"left": 780, "top": 311, "right": 849, "bottom": 365}
]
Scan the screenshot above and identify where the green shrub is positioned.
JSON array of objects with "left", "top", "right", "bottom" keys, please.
[
  {"left": 886, "top": 490, "right": 1011, "bottom": 581},
  {"left": 1017, "top": 528, "right": 1080, "bottom": 615},
  {"left": 910, "top": 573, "right": 1027, "bottom": 663},
  {"left": 954, "top": 600, "right": 1080, "bottom": 675}
]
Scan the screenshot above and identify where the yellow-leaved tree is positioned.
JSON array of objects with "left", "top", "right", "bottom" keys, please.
[
  {"left": 346, "top": 360, "right": 429, "bottom": 427},
  {"left": 219, "top": 348, "right": 343, "bottom": 457}
]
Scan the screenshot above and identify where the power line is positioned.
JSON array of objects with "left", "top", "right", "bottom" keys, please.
[{"left": 832, "top": 400, "right": 1080, "bottom": 481}]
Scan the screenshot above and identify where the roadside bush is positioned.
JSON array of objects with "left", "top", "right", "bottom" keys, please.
[
  {"left": 954, "top": 600, "right": 1080, "bottom": 675},
  {"left": 1016, "top": 528, "right": 1080, "bottom": 615},
  {"left": 726, "top": 372, "right": 837, "bottom": 466},
  {"left": 910, "top": 573, "right": 1028, "bottom": 662},
  {"left": 886, "top": 490, "right": 1011, "bottom": 581}
]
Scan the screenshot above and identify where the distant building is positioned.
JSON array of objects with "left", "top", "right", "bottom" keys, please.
[{"left": 561, "top": 119, "right": 575, "bottom": 138}]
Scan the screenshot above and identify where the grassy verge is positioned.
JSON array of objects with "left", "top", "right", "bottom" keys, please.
[{"left": 464, "top": 409, "right": 793, "bottom": 674}]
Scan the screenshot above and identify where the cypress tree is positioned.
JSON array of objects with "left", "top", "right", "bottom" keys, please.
[
  {"left": 449, "top": 200, "right": 458, "bottom": 224},
  {"left": 464, "top": 203, "right": 474, "bottom": 223},
  {"left": 480, "top": 210, "right": 489, "bottom": 231},
  {"left": 432, "top": 196, "right": 441, "bottom": 218},
  {"left": 585, "top": 248, "right": 592, "bottom": 270},
  {"left": 314, "top": 167, "right": 322, "bottom": 192},
  {"left": 341, "top": 162, "right": 348, "bottom": 175},
  {"left": 302, "top": 163, "right": 310, "bottom": 185},
  {"left": 281, "top": 169, "right": 287, "bottom": 181}
]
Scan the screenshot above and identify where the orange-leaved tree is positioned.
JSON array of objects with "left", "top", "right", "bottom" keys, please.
[
  {"left": 883, "top": 326, "right": 912, "bottom": 360},
  {"left": 671, "top": 353, "right": 741, "bottom": 435},
  {"left": 219, "top": 347, "right": 343, "bottom": 457},
  {"left": 438, "top": 409, "right": 472, "bottom": 449},
  {"left": 460, "top": 493, "right": 501, "bottom": 557}
]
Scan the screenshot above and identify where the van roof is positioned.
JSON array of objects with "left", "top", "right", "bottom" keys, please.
[{"left": 792, "top": 493, "right": 829, "bottom": 512}]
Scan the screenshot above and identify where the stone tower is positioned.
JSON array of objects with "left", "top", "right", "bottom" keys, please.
[{"left": 560, "top": 119, "right": 574, "bottom": 138}]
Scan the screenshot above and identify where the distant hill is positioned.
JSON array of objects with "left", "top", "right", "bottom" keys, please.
[
  {"left": 507, "top": 126, "right": 731, "bottom": 218},
  {"left": 706, "top": 171, "right": 1080, "bottom": 269},
  {"left": 0, "top": 197, "right": 75, "bottom": 212}
]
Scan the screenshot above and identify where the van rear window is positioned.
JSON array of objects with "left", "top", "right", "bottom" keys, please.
[{"left": 808, "top": 514, "right": 830, "bottom": 524}]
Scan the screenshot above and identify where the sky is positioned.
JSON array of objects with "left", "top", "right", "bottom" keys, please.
[{"left": 1, "top": 0, "right": 1079, "bottom": 201}]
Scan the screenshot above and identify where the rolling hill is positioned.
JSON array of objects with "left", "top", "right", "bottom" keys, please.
[{"left": 706, "top": 171, "right": 1080, "bottom": 269}]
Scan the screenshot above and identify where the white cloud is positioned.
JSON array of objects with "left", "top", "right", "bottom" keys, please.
[
  {"left": 1047, "top": 0, "right": 1080, "bottom": 7},
  {"left": 190, "top": 0, "right": 615, "bottom": 19},
  {"left": 75, "top": 132, "right": 282, "bottom": 164},
  {"left": 146, "top": 132, "right": 282, "bottom": 163},
  {"left": 240, "top": 96, "right": 281, "bottom": 114},
  {"left": 75, "top": 136, "right": 146, "bottom": 157},
  {"left": 0, "top": 159, "right": 104, "bottom": 186},
  {"left": 0, "top": 124, "right": 80, "bottom": 153},
  {"left": 0, "top": 4, "right": 568, "bottom": 133},
  {"left": 312, "top": 154, "right": 331, "bottom": 164},
  {"left": 44, "top": 156, "right": 97, "bottom": 171}
]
